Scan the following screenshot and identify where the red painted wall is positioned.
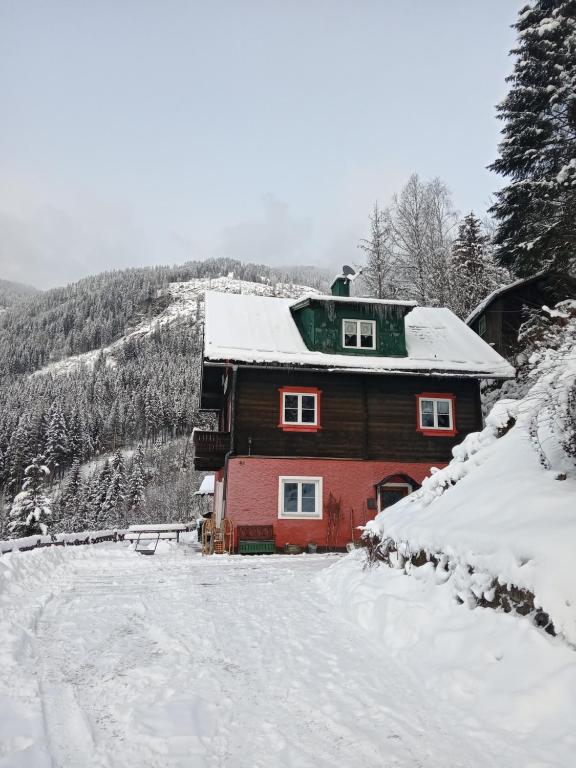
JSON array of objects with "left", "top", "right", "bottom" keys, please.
[{"left": 224, "top": 457, "right": 441, "bottom": 550}]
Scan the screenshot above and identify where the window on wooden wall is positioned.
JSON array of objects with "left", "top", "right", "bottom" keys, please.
[
  {"left": 478, "top": 315, "right": 488, "bottom": 338},
  {"left": 342, "top": 319, "right": 376, "bottom": 350},
  {"left": 416, "top": 393, "right": 457, "bottom": 437},
  {"left": 278, "top": 476, "right": 323, "bottom": 519},
  {"left": 278, "top": 386, "right": 321, "bottom": 432}
]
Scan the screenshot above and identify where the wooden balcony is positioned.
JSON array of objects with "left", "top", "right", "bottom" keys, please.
[{"left": 193, "top": 430, "right": 230, "bottom": 471}]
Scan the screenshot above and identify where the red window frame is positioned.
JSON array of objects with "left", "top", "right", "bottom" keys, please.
[
  {"left": 416, "top": 392, "right": 457, "bottom": 437},
  {"left": 278, "top": 386, "right": 322, "bottom": 432}
]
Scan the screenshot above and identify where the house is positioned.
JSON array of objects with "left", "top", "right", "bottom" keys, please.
[
  {"left": 194, "top": 273, "right": 514, "bottom": 552},
  {"left": 466, "top": 271, "right": 576, "bottom": 361}
]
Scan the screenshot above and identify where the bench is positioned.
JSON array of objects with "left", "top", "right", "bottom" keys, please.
[
  {"left": 236, "top": 525, "right": 276, "bottom": 555},
  {"left": 126, "top": 524, "right": 188, "bottom": 555}
]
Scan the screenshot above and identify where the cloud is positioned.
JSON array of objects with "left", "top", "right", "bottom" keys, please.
[
  {"left": 218, "top": 195, "right": 313, "bottom": 267},
  {"left": 0, "top": 197, "right": 151, "bottom": 289}
]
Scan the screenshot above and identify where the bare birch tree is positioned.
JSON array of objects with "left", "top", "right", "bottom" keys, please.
[
  {"left": 359, "top": 174, "right": 458, "bottom": 308},
  {"left": 390, "top": 174, "right": 457, "bottom": 306}
]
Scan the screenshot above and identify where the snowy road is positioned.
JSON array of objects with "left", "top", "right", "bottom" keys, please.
[{"left": 3, "top": 544, "right": 573, "bottom": 767}]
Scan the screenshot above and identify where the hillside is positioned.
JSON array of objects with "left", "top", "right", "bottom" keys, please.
[
  {"left": 0, "top": 259, "right": 328, "bottom": 535},
  {"left": 0, "top": 258, "right": 330, "bottom": 377},
  {"left": 0, "top": 278, "right": 39, "bottom": 311},
  {"left": 32, "top": 275, "right": 321, "bottom": 378}
]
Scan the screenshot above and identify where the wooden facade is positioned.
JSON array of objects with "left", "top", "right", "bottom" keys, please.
[{"left": 223, "top": 367, "right": 482, "bottom": 463}]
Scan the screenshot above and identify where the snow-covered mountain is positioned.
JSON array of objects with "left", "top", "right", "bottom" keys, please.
[
  {"left": 0, "top": 277, "right": 39, "bottom": 312},
  {"left": 33, "top": 276, "right": 318, "bottom": 377}
]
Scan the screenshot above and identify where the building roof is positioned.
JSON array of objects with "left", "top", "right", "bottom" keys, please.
[
  {"left": 465, "top": 272, "right": 548, "bottom": 326},
  {"left": 204, "top": 292, "right": 514, "bottom": 379},
  {"left": 195, "top": 474, "right": 215, "bottom": 495}
]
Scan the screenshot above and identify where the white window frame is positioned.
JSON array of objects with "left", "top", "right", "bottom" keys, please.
[
  {"left": 418, "top": 397, "right": 454, "bottom": 431},
  {"left": 282, "top": 391, "right": 318, "bottom": 427},
  {"left": 342, "top": 319, "right": 376, "bottom": 350},
  {"left": 278, "top": 476, "right": 323, "bottom": 520}
]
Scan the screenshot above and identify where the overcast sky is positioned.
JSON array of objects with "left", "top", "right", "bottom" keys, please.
[{"left": 0, "top": 1, "right": 520, "bottom": 289}]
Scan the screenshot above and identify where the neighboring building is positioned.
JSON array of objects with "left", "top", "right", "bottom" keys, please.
[
  {"left": 194, "top": 273, "right": 514, "bottom": 551},
  {"left": 466, "top": 271, "right": 576, "bottom": 360}
]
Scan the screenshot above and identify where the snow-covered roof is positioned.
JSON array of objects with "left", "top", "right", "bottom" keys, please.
[
  {"left": 465, "top": 272, "right": 548, "bottom": 326},
  {"left": 204, "top": 292, "right": 514, "bottom": 379},
  {"left": 196, "top": 474, "right": 215, "bottom": 495}
]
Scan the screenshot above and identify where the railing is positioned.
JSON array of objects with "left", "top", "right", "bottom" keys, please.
[
  {"left": 193, "top": 430, "right": 230, "bottom": 470},
  {"left": 0, "top": 529, "right": 127, "bottom": 556}
]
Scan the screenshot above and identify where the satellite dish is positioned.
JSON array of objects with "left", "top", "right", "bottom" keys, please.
[{"left": 342, "top": 265, "right": 356, "bottom": 277}]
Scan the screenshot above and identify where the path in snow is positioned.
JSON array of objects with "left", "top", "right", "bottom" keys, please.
[{"left": 28, "top": 546, "right": 524, "bottom": 767}]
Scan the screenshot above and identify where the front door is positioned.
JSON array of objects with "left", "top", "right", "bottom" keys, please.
[{"left": 379, "top": 483, "right": 410, "bottom": 511}]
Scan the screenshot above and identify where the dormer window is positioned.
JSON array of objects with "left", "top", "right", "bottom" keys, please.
[{"left": 342, "top": 319, "right": 376, "bottom": 350}]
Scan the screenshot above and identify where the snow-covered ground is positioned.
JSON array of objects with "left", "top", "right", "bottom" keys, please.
[
  {"left": 2, "top": 543, "right": 575, "bottom": 767},
  {"left": 32, "top": 277, "right": 318, "bottom": 378}
]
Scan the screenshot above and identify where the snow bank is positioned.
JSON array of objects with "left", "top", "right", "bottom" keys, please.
[
  {"left": 319, "top": 552, "right": 576, "bottom": 764},
  {"left": 364, "top": 303, "right": 576, "bottom": 644}
]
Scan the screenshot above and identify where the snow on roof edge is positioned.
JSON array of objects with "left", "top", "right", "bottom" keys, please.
[
  {"left": 202, "top": 354, "right": 514, "bottom": 380},
  {"left": 291, "top": 293, "right": 418, "bottom": 310}
]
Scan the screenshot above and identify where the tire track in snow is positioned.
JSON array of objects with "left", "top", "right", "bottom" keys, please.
[{"left": 27, "top": 547, "right": 506, "bottom": 767}]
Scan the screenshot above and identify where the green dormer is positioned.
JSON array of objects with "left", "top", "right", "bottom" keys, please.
[{"left": 290, "top": 295, "right": 415, "bottom": 357}]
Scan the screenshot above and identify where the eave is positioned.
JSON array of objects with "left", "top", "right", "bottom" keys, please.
[{"left": 202, "top": 358, "right": 515, "bottom": 382}]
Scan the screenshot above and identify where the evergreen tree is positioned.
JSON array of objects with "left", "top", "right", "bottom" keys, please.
[
  {"left": 68, "top": 408, "right": 92, "bottom": 462},
  {"left": 9, "top": 456, "right": 52, "bottom": 537},
  {"left": 358, "top": 203, "right": 396, "bottom": 299},
  {"left": 450, "top": 212, "right": 508, "bottom": 319},
  {"left": 102, "top": 451, "right": 126, "bottom": 528},
  {"left": 74, "top": 479, "right": 91, "bottom": 532},
  {"left": 126, "top": 445, "right": 146, "bottom": 521},
  {"left": 88, "top": 460, "right": 112, "bottom": 529},
  {"left": 6, "top": 417, "right": 34, "bottom": 500},
  {"left": 489, "top": 1, "right": 576, "bottom": 276},
  {"left": 59, "top": 458, "right": 82, "bottom": 530},
  {"left": 45, "top": 406, "right": 70, "bottom": 479}
]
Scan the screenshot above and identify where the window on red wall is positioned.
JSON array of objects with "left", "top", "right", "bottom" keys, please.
[
  {"left": 278, "top": 386, "right": 321, "bottom": 432},
  {"left": 416, "top": 393, "right": 457, "bottom": 436}
]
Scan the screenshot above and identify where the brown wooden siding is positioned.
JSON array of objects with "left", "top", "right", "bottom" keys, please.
[{"left": 233, "top": 368, "right": 482, "bottom": 463}]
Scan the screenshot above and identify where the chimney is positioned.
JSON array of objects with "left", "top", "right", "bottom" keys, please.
[{"left": 330, "top": 271, "right": 351, "bottom": 297}]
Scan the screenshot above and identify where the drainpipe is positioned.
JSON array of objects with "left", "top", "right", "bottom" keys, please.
[{"left": 220, "top": 364, "right": 238, "bottom": 524}]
